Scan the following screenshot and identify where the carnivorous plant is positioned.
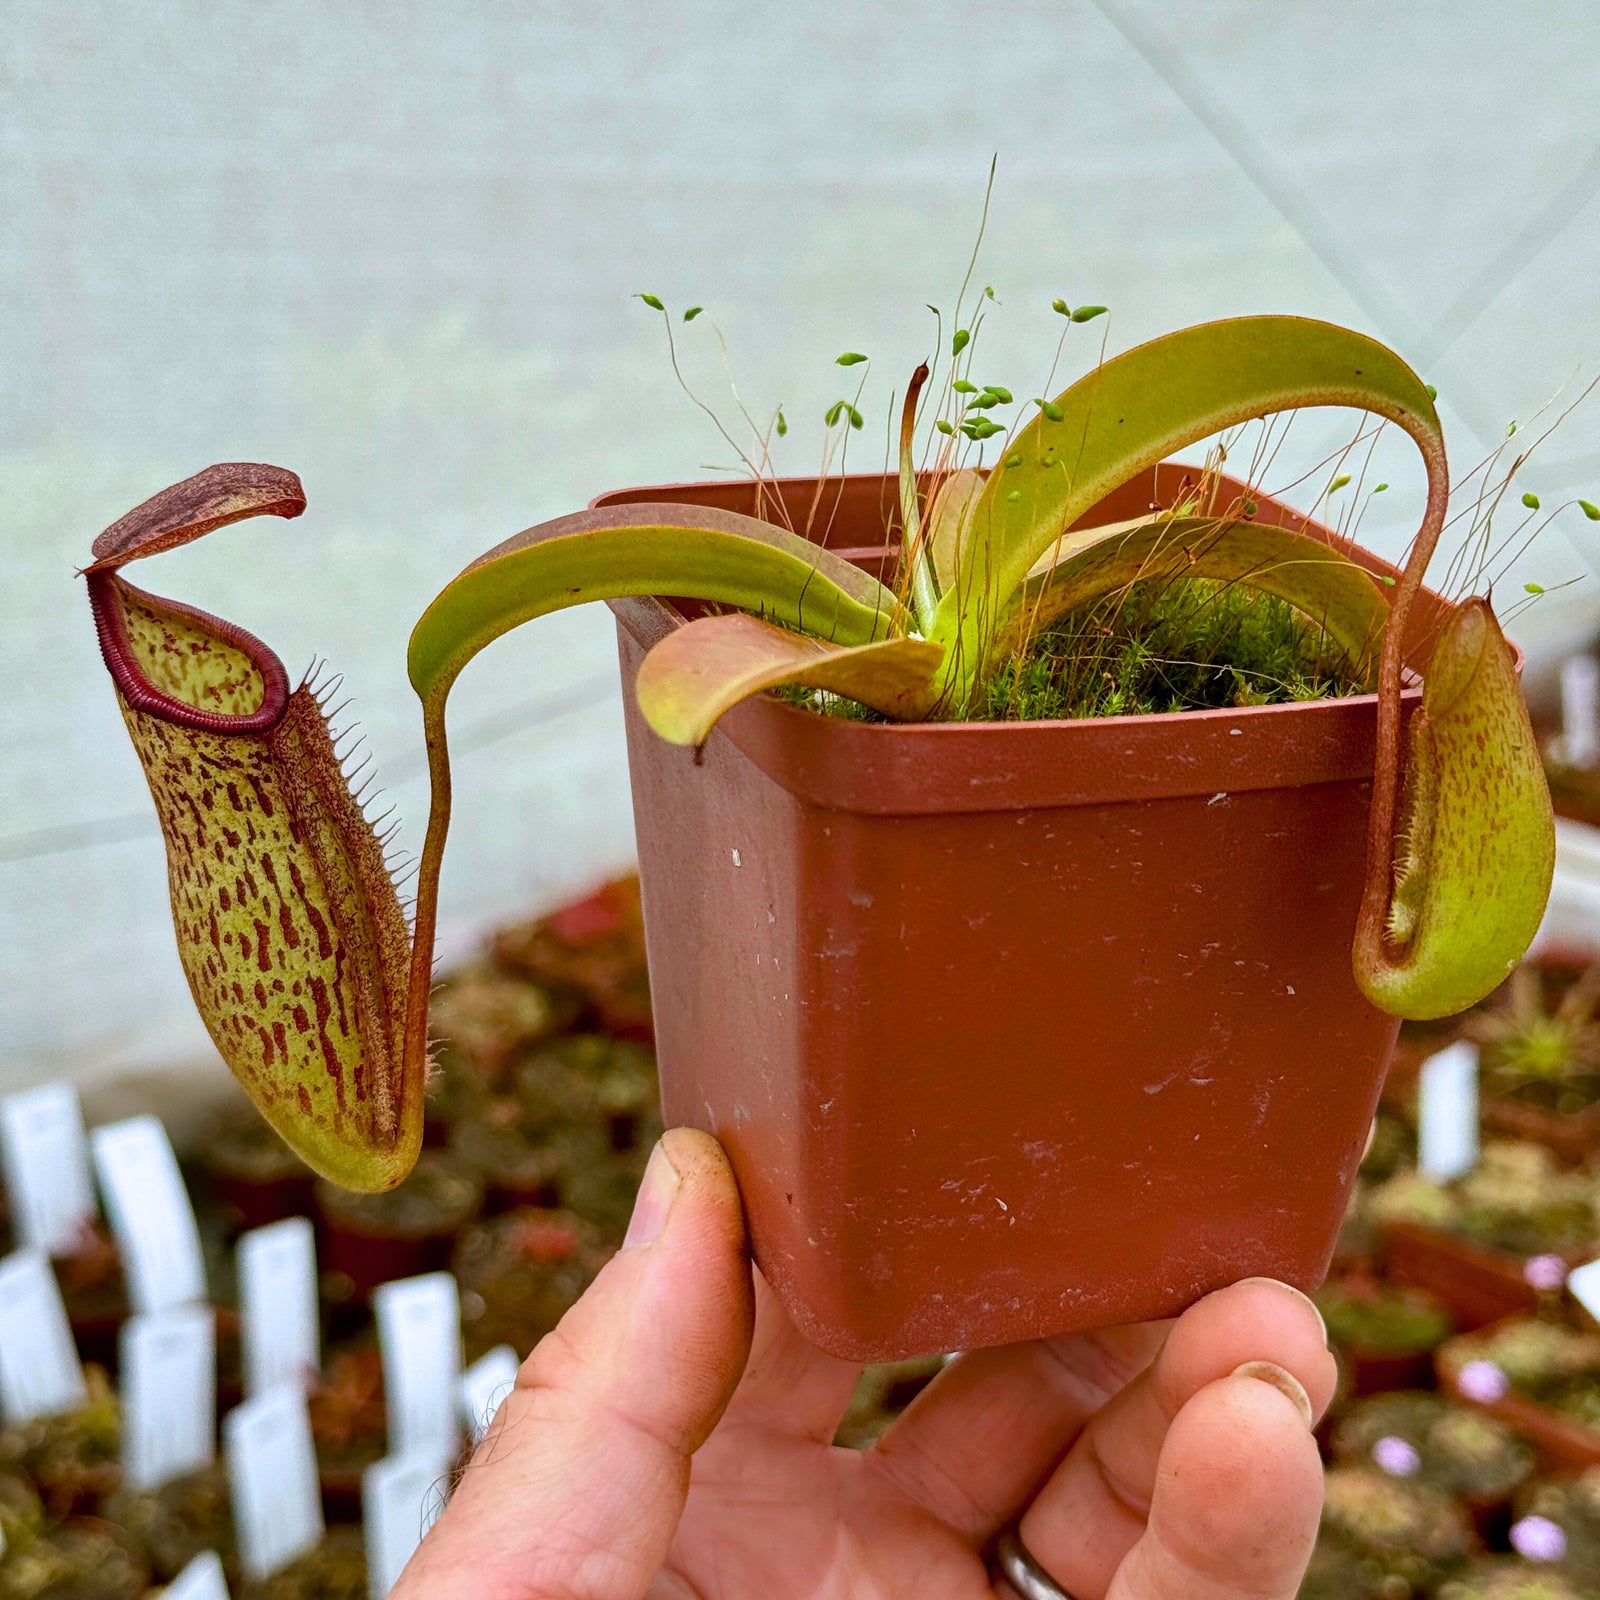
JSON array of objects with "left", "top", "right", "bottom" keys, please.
[{"left": 82, "top": 313, "right": 1555, "bottom": 1188}]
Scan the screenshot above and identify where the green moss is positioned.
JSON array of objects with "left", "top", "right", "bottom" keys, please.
[
  {"left": 780, "top": 577, "right": 1372, "bottom": 724},
  {"left": 982, "top": 578, "right": 1371, "bottom": 720}
]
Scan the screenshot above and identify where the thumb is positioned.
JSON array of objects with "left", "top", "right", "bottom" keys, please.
[{"left": 396, "top": 1127, "right": 754, "bottom": 1600}]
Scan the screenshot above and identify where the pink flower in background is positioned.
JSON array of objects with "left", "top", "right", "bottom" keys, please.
[
  {"left": 1455, "top": 1360, "right": 1510, "bottom": 1403},
  {"left": 1371, "top": 1435, "right": 1422, "bottom": 1477},
  {"left": 1511, "top": 1516, "right": 1568, "bottom": 1562},
  {"left": 1524, "top": 1253, "right": 1569, "bottom": 1292}
]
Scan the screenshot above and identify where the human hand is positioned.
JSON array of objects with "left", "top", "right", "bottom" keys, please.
[{"left": 397, "top": 1127, "right": 1334, "bottom": 1600}]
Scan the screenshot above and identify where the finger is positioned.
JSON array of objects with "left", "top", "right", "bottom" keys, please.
[
  {"left": 1018, "top": 1279, "right": 1333, "bottom": 1598},
  {"left": 716, "top": 1269, "right": 863, "bottom": 1443},
  {"left": 395, "top": 1128, "right": 754, "bottom": 1600},
  {"left": 868, "top": 1320, "right": 1170, "bottom": 1538},
  {"left": 1107, "top": 1369, "right": 1323, "bottom": 1600}
]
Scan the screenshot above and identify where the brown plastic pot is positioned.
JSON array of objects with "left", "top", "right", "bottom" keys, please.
[{"left": 600, "top": 463, "right": 1455, "bottom": 1361}]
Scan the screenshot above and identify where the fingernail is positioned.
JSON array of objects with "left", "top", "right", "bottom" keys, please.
[
  {"left": 1231, "top": 1360, "right": 1314, "bottom": 1429},
  {"left": 1237, "top": 1277, "right": 1328, "bottom": 1348},
  {"left": 624, "top": 1140, "right": 681, "bottom": 1250}
]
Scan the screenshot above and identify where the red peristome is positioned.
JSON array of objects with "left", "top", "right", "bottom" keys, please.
[
  {"left": 86, "top": 462, "right": 305, "bottom": 573},
  {"left": 87, "top": 570, "right": 291, "bottom": 735}
]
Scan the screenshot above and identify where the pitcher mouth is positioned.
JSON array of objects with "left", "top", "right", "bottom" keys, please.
[{"left": 86, "top": 568, "right": 290, "bottom": 735}]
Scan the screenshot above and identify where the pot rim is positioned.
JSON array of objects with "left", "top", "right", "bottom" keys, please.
[{"left": 600, "top": 465, "right": 1489, "bottom": 815}]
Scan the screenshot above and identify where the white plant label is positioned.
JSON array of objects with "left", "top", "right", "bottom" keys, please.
[
  {"left": 1563, "top": 654, "right": 1600, "bottom": 769},
  {"left": 0, "top": 1250, "right": 85, "bottom": 1422},
  {"left": 375, "top": 1272, "right": 463, "bottom": 1460},
  {"left": 238, "top": 1217, "right": 320, "bottom": 1398},
  {"left": 91, "top": 1115, "right": 206, "bottom": 1314},
  {"left": 1567, "top": 1258, "right": 1600, "bottom": 1323},
  {"left": 225, "top": 1384, "right": 324, "bottom": 1580},
  {"left": 121, "top": 1304, "right": 217, "bottom": 1490},
  {"left": 1417, "top": 1040, "right": 1479, "bottom": 1182},
  {"left": 162, "top": 1550, "right": 232, "bottom": 1600},
  {"left": 0, "top": 1084, "right": 96, "bottom": 1256},
  {"left": 363, "top": 1449, "right": 449, "bottom": 1599},
  {"left": 459, "top": 1344, "right": 520, "bottom": 1446}
]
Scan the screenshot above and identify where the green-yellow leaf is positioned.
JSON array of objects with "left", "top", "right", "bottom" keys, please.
[
  {"left": 635, "top": 612, "right": 944, "bottom": 746},
  {"left": 926, "top": 468, "right": 985, "bottom": 594},
  {"left": 932, "top": 316, "right": 1444, "bottom": 701},
  {"left": 1011, "top": 513, "right": 1390, "bottom": 672},
  {"left": 407, "top": 503, "right": 904, "bottom": 709}
]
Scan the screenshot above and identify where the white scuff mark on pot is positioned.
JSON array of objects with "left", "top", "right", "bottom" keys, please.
[
  {"left": 965, "top": 913, "right": 989, "bottom": 929},
  {"left": 1207, "top": 792, "right": 1229, "bottom": 806},
  {"left": 995, "top": 1196, "right": 1008, "bottom": 1212},
  {"left": 818, "top": 1098, "right": 835, "bottom": 1113},
  {"left": 732, "top": 1104, "right": 749, "bottom": 1127},
  {"left": 819, "top": 940, "right": 859, "bottom": 960},
  {"left": 767, "top": 909, "right": 776, "bottom": 924},
  {"left": 1285, "top": 984, "right": 1295, "bottom": 995},
  {"left": 848, "top": 889, "right": 874, "bottom": 908},
  {"left": 1228, "top": 727, "right": 1242, "bottom": 736},
  {"left": 1021, "top": 1140, "right": 1060, "bottom": 1166},
  {"left": 731, "top": 848, "right": 742, "bottom": 867}
]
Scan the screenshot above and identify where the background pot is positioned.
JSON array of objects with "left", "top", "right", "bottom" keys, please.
[
  {"left": 601, "top": 465, "right": 1453, "bottom": 1361},
  {"left": 1438, "top": 1331, "right": 1600, "bottom": 1473},
  {"left": 1380, "top": 1220, "right": 1588, "bottom": 1331}
]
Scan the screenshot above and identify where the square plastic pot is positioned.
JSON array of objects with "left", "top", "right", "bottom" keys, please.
[{"left": 600, "top": 464, "right": 1450, "bottom": 1361}]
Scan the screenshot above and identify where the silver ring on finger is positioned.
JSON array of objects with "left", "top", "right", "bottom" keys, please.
[{"left": 993, "top": 1523, "right": 1079, "bottom": 1600}]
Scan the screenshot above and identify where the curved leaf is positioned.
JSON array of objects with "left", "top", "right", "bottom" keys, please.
[
  {"left": 408, "top": 503, "right": 905, "bottom": 707},
  {"left": 1008, "top": 513, "right": 1390, "bottom": 672},
  {"left": 1354, "top": 599, "right": 1555, "bottom": 1019},
  {"left": 927, "top": 468, "right": 984, "bottom": 594},
  {"left": 635, "top": 612, "right": 944, "bottom": 745},
  {"left": 931, "top": 315, "right": 1443, "bottom": 699}
]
